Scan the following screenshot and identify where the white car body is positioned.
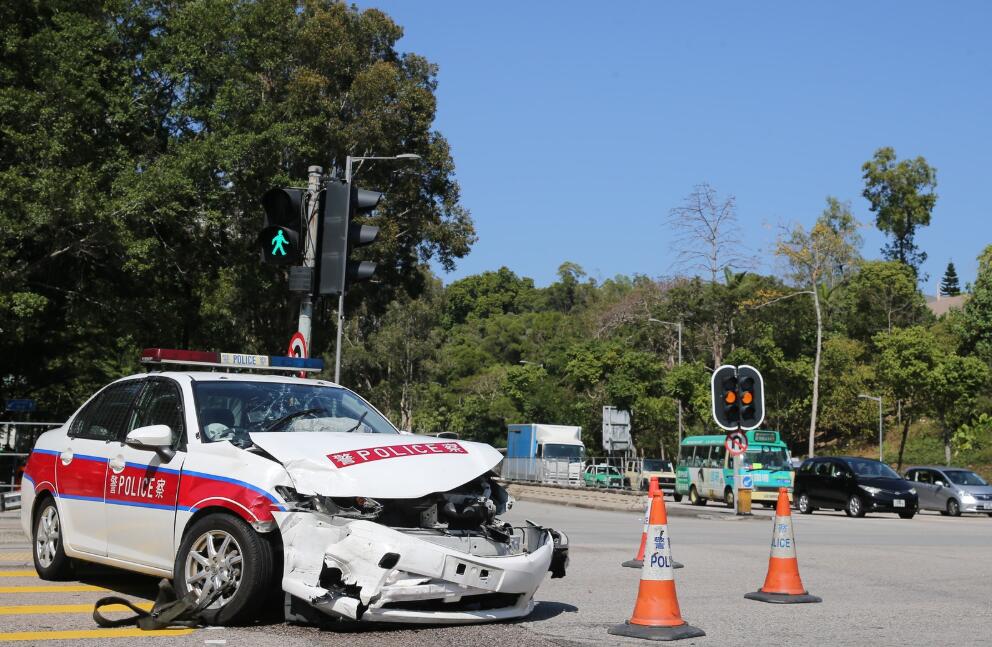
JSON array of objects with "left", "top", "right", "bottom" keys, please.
[{"left": 21, "top": 370, "right": 567, "bottom": 624}]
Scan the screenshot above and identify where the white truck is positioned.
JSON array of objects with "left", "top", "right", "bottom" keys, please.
[{"left": 503, "top": 424, "right": 584, "bottom": 485}]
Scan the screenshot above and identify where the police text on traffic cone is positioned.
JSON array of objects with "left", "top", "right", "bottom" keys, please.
[
  {"left": 609, "top": 488, "right": 704, "bottom": 641},
  {"left": 744, "top": 487, "right": 821, "bottom": 604},
  {"left": 623, "top": 477, "right": 684, "bottom": 570}
]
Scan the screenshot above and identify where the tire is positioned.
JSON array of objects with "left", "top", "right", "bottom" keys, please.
[
  {"left": 898, "top": 512, "right": 915, "bottom": 519},
  {"left": 986, "top": 512, "right": 992, "bottom": 517},
  {"left": 640, "top": 480, "right": 648, "bottom": 492},
  {"left": 672, "top": 492, "right": 683, "bottom": 503},
  {"left": 796, "top": 492, "right": 814, "bottom": 515},
  {"left": 946, "top": 498, "right": 961, "bottom": 517},
  {"left": 174, "top": 513, "right": 274, "bottom": 626},
  {"left": 32, "top": 498, "right": 73, "bottom": 581},
  {"left": 845, "top": 494, "right": 866, "bottom": 518},
  {"left": 724, "top": 487, "right": 735, "bottom": 509},
  {"left": 688, "top": 486, "right": 707, "bottom": 506}
]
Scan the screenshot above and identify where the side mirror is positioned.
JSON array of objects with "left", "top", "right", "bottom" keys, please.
[
  {"left": 125, "top": 424, "right": 175, "bottom": 460},
  {"left": 935, "top": 481, "right": 946, "bottom": 488}
]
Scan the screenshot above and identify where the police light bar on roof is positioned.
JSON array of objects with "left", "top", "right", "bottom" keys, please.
[{"left": 140, "top": 348, "right": 323, "bottom": 373}]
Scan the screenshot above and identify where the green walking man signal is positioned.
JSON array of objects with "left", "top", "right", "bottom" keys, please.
[{"left": 271, "top": 229, "right": 289, "bottom": 256}]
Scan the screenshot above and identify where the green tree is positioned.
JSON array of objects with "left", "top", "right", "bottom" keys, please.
[
  {"left": 861, "top": 147, "right": 937, "bottom": 275},
  {"left": 874, "top": 326, "right": 941, "bottom": 470},
  {"left": 960, "top": 245, "right": 992, "bottom": 365},
  {"left": 775, "top": 198, "right": 862, "bottom": 457},
  {"left": 929, "top": 354, "right": 989, "bottom": 465},
  {"left": 837, "top": 260, "right": 930, "bottom": 345},
  {"left": 939, "top": 261, "right": 961, "bottom": 296}
]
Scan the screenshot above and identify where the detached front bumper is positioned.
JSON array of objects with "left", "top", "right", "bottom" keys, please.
[{"left": 276, "top": 511, "right": 566, "bottom": 625}]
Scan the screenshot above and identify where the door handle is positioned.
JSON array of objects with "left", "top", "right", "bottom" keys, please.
[
  {"left": 109, "top": 456, "right": 126, "bottom": 474},
  {"left": 59, "top": 450, "right": 73, "bottom": 465}
]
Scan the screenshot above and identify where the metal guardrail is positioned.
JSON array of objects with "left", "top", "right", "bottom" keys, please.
[
  {"left": 500, "top": 458, "right": 584, "bottom": 486},
  {"left": 1, "top": 422, "right": 63, "bottom": 512}
]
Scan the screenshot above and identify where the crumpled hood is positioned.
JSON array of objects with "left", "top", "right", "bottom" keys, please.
[{"left": 250, "top": 431, "right": 503, "bottom": 498}]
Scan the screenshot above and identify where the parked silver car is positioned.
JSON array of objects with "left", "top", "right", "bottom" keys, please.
[{"left": 905, "top": 466, "right": 992, "bottom": 516}]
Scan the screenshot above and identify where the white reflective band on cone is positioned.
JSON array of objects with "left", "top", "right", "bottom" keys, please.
[
  {"left": 641, "top": 523, "right": 675, "bottom": 581},
  {"left": 769, "top": 515, "right": 797, "bottom": 558}
]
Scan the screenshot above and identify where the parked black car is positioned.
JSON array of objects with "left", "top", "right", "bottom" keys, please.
[{"left": 794, "top": 456, "right": 918, "bottom": 519}]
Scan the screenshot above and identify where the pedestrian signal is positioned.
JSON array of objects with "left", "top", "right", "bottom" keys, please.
[{"left": 258, "top": 187, "right": 304, "bottom": 265}]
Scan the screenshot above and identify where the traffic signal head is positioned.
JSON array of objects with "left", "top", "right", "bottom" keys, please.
[
  {"left": 711, "top": 364, "right": 766, "bottom": 430},
  {"left": 258, "top": 188, "right": 304, "bottom": 265},
  {"left": 712, "top": 365, "right": 739, "bottom": 430},
  {"left": 317, "top": 179, "right": 383, "bottom": 296},
  {"left": 736, "top": 365, "right": 765, "bottom": 429}
]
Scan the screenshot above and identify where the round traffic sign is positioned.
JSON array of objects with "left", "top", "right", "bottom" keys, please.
[{"left": 725, "top": 431, "right": 748, "bottom": 456}]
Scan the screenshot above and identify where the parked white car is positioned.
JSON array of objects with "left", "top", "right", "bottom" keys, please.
[{"left": 22, "top": 349, "right": 568, "bottom": 626}]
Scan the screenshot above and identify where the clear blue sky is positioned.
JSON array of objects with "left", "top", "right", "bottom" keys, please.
[{"left": 359, "top": 0, "right": 991, "bottom": 293}]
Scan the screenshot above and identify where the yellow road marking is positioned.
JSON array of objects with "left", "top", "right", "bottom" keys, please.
[
  {"left": 0, "top": 628, "right": 194, "bottom": 641},
  {"left": 0, "top": 571, "right": 36, "bottom": 578},
  {"left": 0, "top": 602, "right": 153, "bottom": 615},
  {"left": 0, "top": 584, "right": 107, "bottom": 593}
]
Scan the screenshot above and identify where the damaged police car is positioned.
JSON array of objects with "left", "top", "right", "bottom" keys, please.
[{"left": 21, "top": 349, "right": 568, "bottom": 626}]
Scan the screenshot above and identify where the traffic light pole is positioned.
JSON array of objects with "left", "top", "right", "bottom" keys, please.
[
  {"left": 334, "top": 158, "right": 356, "bottom": 383},
  {"left": 297, "top": 165, "right": 323, "bottom": 356}
]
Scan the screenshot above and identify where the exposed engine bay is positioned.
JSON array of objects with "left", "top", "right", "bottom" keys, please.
[{"left": 274, "top": 473, "right": 568, "bottom": 624}]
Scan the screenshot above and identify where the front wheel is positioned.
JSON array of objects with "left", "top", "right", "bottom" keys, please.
[
  {"left": 796, "top": 492, "right": 814, "bottom": 515},
  {"left": 688, "top": 486, "right": 707, "bottom": 506},
  {"left": 846, "top": 494, "right": 866, "bottom": 518},
  {"left": 946, "top": 498, "right": 961, "bottom": 517},
  {"left": 724, "top": 487, "right": 735, "bottom": 509},
  {"left": 174, "top": 513, "right": 274, "bottom": 626},
  {"left": 898, "top": 512, "right": 915, "bottom": 519},
  {"left": 672, "top": 492, "right": 683, "bottom": 503},
  {"left": 33, "top": 498, "right": 73, "bottom": 580}
]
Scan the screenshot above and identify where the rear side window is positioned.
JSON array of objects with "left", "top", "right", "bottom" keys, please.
[
  {"left": 916, "top": 470, "right": 933, "bottom": 484},
  {"left": 814, "top": 461, "right": 832, "bottom": 477},
  {"left": 69, "top": 381, "right": 143, "bottom": 441},
  {"left": 800, "top": 461, "right": 815, "bottom": 474}
]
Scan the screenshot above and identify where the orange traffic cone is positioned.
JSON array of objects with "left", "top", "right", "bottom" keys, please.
[
  {"left": 623, "top": 478, "right": 684, "bottom": 569},
  {"left": 609, "top": 488, "right": 704, "bottom": 641},
  {"left": 745, "top": 487, "right": 821, "bottom": 604}
]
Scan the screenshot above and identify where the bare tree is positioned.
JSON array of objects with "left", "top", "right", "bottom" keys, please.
[
  {"left": 667, "top": 183, "right": 751, "bottom": 283},
  {"left": 667, "top": 183, "right": 751, "bottom": 365}
]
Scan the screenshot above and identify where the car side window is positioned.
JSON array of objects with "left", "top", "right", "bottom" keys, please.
[
  {"left": 916, "top": 470, "right": 932, "bottom": 484},
  {"left": 931, "top": 470, "right": 946, "bottom": 486},
  {"left": 128, "top": 379, "right": 185, "bottom": 447},
  {"left": 69, "top": 381, "right": 143, "bottom": 441},
  {"left": 830, "top": 462, "right": 849, "bottom": 478},
  {"left": 710, "top": 444, "right": 725, "bottom": 468},
  {"left": 814, "top": 461, "right": 831, "bottom": 477}
]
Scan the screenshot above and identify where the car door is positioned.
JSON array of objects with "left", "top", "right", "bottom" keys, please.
[
  {"left": 809, "top": 460, "right": 831, "bottom": 506},
  {"left": 910, "top": 469, "right": 934, "bottom": 509},
  {"left": 930, "top": 469, "right": 952, "bottom": 511},
  {"left": 57, "top": 380, "right": 143, "bottom": 557},
  {"left": 827, "top": 461, "right": 853, "bottom": 508},
  {"left": 104, "top": 378, "right": 188, "bottom": 570}
]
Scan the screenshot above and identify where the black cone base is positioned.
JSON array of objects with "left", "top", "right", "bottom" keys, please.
[
  {"left": 609, "top": 620, "right": 706, "bottom": 641},
  {"left": 745, "top": 590, "right": 822, "bottom": 604},
  {"left": 621, "top": 559, "right": 685, "bottom": 569}
]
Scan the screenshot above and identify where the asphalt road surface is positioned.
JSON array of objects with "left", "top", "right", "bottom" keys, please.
[{"left": 2, "top": 501, "right": 990, "bottom": 646}]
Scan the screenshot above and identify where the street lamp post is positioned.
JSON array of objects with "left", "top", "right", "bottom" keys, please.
[
  {"left": 334, "top": 153, "right": 420, "bottom": 383},
  {"left": 648, "top": 318, "right": 683, "bottom": 445},
  {"left": 859, "top": 394, "right": 884, "bottom": 462}
]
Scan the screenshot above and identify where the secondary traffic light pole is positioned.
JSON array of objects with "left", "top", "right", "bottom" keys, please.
[
  {"left": 297, "top": 166, "right": 324, "bottom": 356},
  {"left": 333, "top": 157, "right": 358, "bottom": 383}
]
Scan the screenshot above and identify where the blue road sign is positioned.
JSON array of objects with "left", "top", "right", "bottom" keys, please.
[
  {"left": 742, "top": 474, "right": 754, "bottom": 489},
  {"left": 4, "top": 399, "right": 36, "bottom": 412}
]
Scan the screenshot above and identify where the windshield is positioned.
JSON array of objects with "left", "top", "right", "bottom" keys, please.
[
  {"left": 945, "top": 470, "right": 988, "bottom": 486},
  {"left": 643, "top": 459, "right": 673, "bottom": 472},
  {"left": 741, "top": 446, "right": 790, "bottom": 471},
  {"left": 543, "top": 443, "right": 584, "bottom": 460},
  {"left": 193, "top": 381, "right": 397, "bottom": 443},
  {"left": 847, "top": 459, "right": 901, "bottom": 479}
]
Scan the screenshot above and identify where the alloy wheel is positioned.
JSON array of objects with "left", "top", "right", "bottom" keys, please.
[
  {"left": 35, "top": 506, "right": 60, "bottom": 568},
  {"left": 184, "top": 529, "right": 244, "bottom": 608}
]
